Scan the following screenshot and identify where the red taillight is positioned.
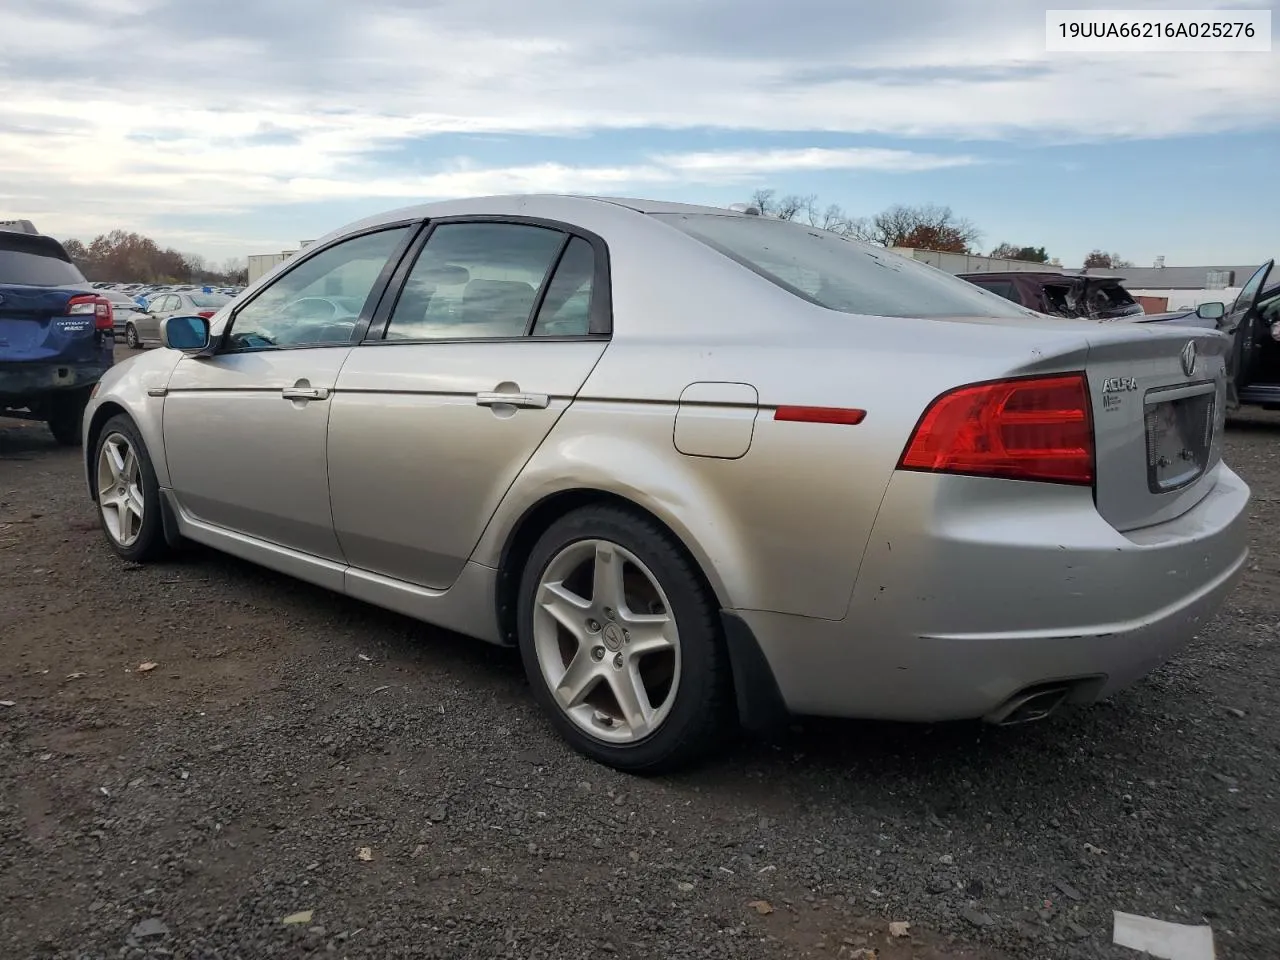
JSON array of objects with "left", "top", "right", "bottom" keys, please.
[
  {"left": 67, "top": 294, "right": 114, "bottom": 331},
  {"left": 898, "top": 373, "right": 1094, "bottom": 486},
  {"left": 774, "top": 405, "right": 867, "bottom": 425}
]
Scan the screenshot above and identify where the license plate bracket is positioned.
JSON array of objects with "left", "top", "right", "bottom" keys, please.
[{"left": 1144, "top": 387, "right": 1214, "bottom": 494}]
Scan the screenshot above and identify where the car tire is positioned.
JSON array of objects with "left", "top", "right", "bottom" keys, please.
[
  {"left": 516, "top": 504, "right": 735, "bottom": 773},
  {"left": 47, "top": 390, "right": 88, "bottom": 446},
  {"left": 125, "top": 323, "right": 141, "bottom": 349},
  {"left": 91, "top": 414, "right": 169, "bottom": 562}
]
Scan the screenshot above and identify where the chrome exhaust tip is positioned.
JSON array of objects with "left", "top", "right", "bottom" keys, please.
[{"left": 984, "top": 685, "right": 1072, "bottom": 726}]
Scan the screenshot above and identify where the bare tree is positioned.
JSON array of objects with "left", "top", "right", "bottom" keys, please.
[
  {"left": 749, "top": 188, "right": 811, "bottom": 221},
  {"left": 743, "top": 191, "right": 972, "bottom": 248},
  {"left": 871, "top": 203, "right": 981, "bottom": 253},
  {"left": 747, "top": 190, "right": 874, "bottom": 241}
]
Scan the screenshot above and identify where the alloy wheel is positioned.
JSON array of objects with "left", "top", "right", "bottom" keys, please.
[
  {"left": 97, "top": 432, "right": 144, "bottom": 546},
  {"left": 532, "top": 539, "right": 681, "bottom": 744}
]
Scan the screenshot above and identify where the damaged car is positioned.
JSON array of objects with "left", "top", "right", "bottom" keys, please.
[{"left": 960, "top": 271, "right": 1144, "bottom": 321}]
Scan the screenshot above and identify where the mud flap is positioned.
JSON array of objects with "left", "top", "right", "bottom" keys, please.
[
  {"left": 720, "top": 610, "right": 791, "bottom": 737},
  {"left": 157, "top": 488, "right": 184, "bottom": 548}
]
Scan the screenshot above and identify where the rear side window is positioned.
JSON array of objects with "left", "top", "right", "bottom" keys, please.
[
  {"left": 385, "top": 222, "right": 567, "bottom": 340},
  {"left": 190, "top": 293, "right": 230, "bottom": 308},
  {"left": 655, "top": 214, "right": 1037, "bottom": 320},
  {"left": 968, "top": 279, "right": 1020, "bottom": 302},
  {"left": 1085, "top": 282, "right": 1135, "bottom": 308},
  {"left": 533, "top": 236, "right": 595, "bottom": 336},
  {"left": 0, "top": 234, "right": 86, "bottom": 286}
]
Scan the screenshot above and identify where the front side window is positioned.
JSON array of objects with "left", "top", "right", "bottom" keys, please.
[
  {"left": 385, "top": 223, "right": 567, "bottom": 340},
  {"left": 654, "top": 214, "right": 1039, "bottom": 320},
  {"left": 1231, "top": 261, "right": 1273, "bottom": 315},
  {"left": 227, "top": 226, "right": 411, "bottom": 350}
]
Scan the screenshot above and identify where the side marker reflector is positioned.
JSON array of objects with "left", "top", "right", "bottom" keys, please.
[{"left": 774, "top": 406, "right": 866, "bottom": 425}]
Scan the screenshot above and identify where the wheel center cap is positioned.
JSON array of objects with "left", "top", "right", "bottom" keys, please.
[{"left": 601, "top": 622, "right": 623, "bottom": 652}]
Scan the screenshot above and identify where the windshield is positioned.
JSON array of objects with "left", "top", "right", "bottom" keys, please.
[
  {"left": 190, "top": 293, "right": 231, "bottom": 308},
  {"left": 653, "top": 213, "right": 1038, "bottom": 320},
  {"left": 0, "top": 235, "right": 87, "bottom": 286}
]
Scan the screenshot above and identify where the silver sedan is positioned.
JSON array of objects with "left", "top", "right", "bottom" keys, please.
[
  {"left": 123, "top": 291, "right": 232, "bottom": 349},
  {"left": 80, "top": 196, "right": 1251, "bottom": 772}
]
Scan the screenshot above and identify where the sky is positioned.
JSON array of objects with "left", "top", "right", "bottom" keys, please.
[{"left": 2, "top": 0, "right": 1277, "bottom": 269}]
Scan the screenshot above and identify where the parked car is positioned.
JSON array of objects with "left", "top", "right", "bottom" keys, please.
[
  {"left": 1, "top": 222, "right": 115, "bottom": 444},
  {"left": 123, "top": 291, "right": 232, "bottom": 348},
  {"left": 959, "top": 271, "right": 1144, "bottom": 320},
  {"left": 81, "top": 196, "right": 1250, "bottom": 772},
  {"left": 101, "top": 289, "right": 152, "bottom": 341},
  {"left": 1129, "top": 261, "right": 1278, "bottom": 411}
]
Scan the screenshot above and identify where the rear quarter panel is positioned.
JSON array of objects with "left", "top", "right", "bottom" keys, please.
[{"left": 468, "top": 210, "right": 1101, "bottom": 619}]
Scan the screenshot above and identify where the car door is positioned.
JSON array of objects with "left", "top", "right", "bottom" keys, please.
[
  {"left": 143, "top": 294, "right": 173, "bottom": 340},
  {"left": 327, "top": 219, "right": 610, "bottom": 589},
  {"left": 161, "top": 223, "right": 418, "bottom": 561},
  {"left": 1220, "top": 260, "right": 1273, "bottom": 396}
]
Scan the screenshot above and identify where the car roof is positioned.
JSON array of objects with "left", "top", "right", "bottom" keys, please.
[{"left": 323, "top": 194, "right": 752, "bottom": 245}]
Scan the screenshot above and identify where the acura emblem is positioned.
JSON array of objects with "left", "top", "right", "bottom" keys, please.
[{"left": 1180, "top": 340, "right": 1197, "bottom": 378}]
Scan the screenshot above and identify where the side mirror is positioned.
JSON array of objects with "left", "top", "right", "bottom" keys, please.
[
  {"left": 1196, "top": 301, "right": 1225, "bottom": 320},
  {"left": 161, "top": 315, "right": 211, "bottom": 353}
]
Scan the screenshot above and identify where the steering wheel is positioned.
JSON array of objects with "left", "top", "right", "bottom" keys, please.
[{"left": 281, "top": 297, "right": 340, "bottom": 322}]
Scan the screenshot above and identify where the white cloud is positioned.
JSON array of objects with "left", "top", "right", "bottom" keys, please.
[
  {"left": 1, "top": 0, "right": 1276, "bottom": 257},
  {"left": 657, "top": 148, "right": 983, "bottom": 174}
]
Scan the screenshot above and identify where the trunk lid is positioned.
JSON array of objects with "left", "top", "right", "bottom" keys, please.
[
  {"left": 0, "top": 283, "right": 104, "bottom": 364},
  {"left": 1084, "top": 323, "right": 1229, "bottom": 532}
]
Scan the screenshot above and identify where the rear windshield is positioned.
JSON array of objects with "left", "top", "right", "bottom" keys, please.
[
  {"left": 0, "top": 234, "right": 86, "bottom": 286},
  {"left": 1090, "top": 282, "right": 1136, "bottom": 307},
  {"left": 189, "top": 293, "right": 231, "bottom": 308},
  {"left": 653, "top": 213, "right": 1037, "bottom": 320}
]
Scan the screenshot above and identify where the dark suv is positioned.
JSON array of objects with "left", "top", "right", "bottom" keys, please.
[
  {"left": 960, "top": 271, "right": 1144, "bottom": 321},
  {"left": 0, "top": 221, "right": 115, "bottom": 444}
]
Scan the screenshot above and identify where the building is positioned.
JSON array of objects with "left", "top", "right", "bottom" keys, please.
[
  {"left": 246, "top": 240, "right": 316, "bottom": 284},
  {"left": 889, "top": 248, "right": 1065, "bottom": 275},
  {"left": 1088, "top": 263, "right": 1262, "bottom": 312}
]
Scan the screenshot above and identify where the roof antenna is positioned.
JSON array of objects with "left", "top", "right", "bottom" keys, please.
[{"left": 727, "top": 203, "right": 761, "bottom": 216}]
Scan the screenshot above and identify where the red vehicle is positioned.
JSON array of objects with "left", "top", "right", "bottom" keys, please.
[{"left": 960, "top": 271, "right": 1144, "bottom": 321}]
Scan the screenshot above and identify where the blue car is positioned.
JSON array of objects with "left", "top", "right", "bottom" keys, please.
[{"left": 0, "top": 221, "right": 116, "bottom": 444}]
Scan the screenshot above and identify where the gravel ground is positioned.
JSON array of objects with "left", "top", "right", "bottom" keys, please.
[{"left": 2, "top": 370, "right": 1278, "bottom": 959}]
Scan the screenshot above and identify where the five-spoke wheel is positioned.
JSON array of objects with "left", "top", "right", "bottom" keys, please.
[
  {"left": 92, "top": 414, "right": 168, "bottom": 562},
  {"left": 532, "top": 538, "right": 681, "bottom": 743},
  {"left": 97, "top": 432, "right": 145, "bottom": 547},
  {"left": 517, "top": 505, "right": 733, "bottom": 773}
]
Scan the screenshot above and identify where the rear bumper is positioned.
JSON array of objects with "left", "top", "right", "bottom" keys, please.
[
  {"left": 737, "top": 464, "right": 1251, "bottom": 721},
  {"left": 0, "top": 362, "right": 106, "bottom": 402}
]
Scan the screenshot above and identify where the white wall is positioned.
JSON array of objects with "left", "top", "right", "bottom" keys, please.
[
  {"left": 891, "top": 248, "right": 1064, "bottom": 275},
  {"left": 1128, "top": 288, "right": 1242, "bottom": 311}
]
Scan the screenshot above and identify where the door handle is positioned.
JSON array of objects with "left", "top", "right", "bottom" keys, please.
[
  {"left": 282, "top": 386, "right": 329, "bottom": 401},
  {"left": 475, "top": 391, "right": 549, "bottom": 409}
]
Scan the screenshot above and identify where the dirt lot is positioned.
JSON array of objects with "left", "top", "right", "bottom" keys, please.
[{"left": 2, "top": 368, "right": 1279, "bottom": 959}]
